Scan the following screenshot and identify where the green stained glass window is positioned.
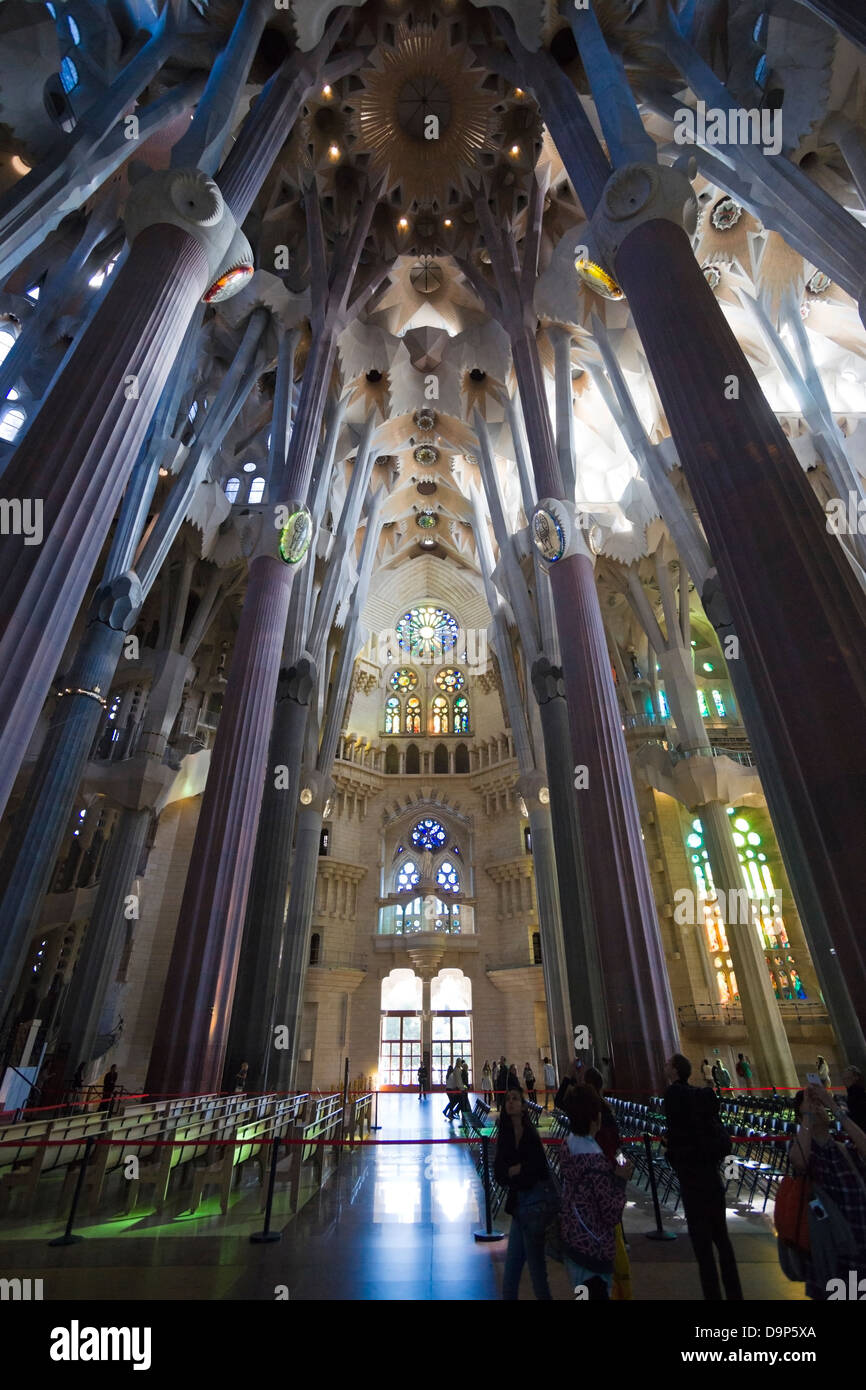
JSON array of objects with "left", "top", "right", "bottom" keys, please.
[
  {"left": 453, "top": 695, "right": 469, "bottom": 734},
  {"left": 697, "top": 689, "right": 710, "bottom": 719}
]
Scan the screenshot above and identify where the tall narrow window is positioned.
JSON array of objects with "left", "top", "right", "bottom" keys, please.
[
  {"left": 658, "top": 690, "right": 670, "bottom": 720},
  {"left": 431, "top": 695, "right": 448, "bottom": 734},
  {"left": 248, "top": 476, "right": 265, "bottom": 504},
  {"left": 309, "top": 932, "right": 321, "bottom": 964},
  {"left": 224, "top": 476, "right": 240, "bottom": 504},
  {"left": 0, "top": 327, "right": 16, "bottom": 364},
  {"left": 453, "top": 695, "right": 469, "bottom": 734},
  {"left": 436, "top": 860, "right": 459, "bottom": 894},
  {"left": 405, "top": 743, "right": 420, "bottom": 774},
  {"left": 406, "top": 696, "right": 422, "bottom": 735},
  {"left": 60, "top": 56, "right": 79, "bottom": 92},
  {"left": 0, "top": 407, "right": 25, "bottom": 441},
  {"left": 455, "top": 742, "right": 469, "bottom": 773},
  {"left": 697, "top": 688, "right": 710, "bottom": 719},
  {"left": 712, "top": 689, "right": 727, "bottom": 718},
  {"left": 68, "top": 15, "right": 81, "bottom": 43},
  {"left": 434, "top": 743, "right": 448, "bottom": 773},
  {"left": 385, "top": 744, "right": 399, "bottom": 774},
  {"left": 384, "top": 696, "right": 401, "bottom": 735},
  {"left": 396, "top": 859, "right": 421, "bottom": 893}
]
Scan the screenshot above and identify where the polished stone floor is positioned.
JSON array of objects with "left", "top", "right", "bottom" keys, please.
[{"left": 0, "top": 1094, "right": 805, "bottom": 1301}]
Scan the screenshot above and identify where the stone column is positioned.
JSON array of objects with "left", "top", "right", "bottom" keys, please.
[
  {"left": 0, "top": 222, "right": 210, "bottom": 821},
  {"left": 145, "top": 551, "right": 295, "bottom": 1095},
  {"left": 53, "top": 807, "right": 151, "bottom": 1078},
  {"left": 0, "top": 578, "right": 136, "bottom": 1023},
  {"left": 522, "top": 786, "right": 573, "bottom": 1075},
  {"left": 226, "top": 660, "right": 316, "bottom": 1089},
  {"left": 269, "top": 773, "right": 334, "bottom": 1092}
]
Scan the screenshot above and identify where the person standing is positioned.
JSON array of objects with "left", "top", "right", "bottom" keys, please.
[
  {"left": 560, "top": 1086, "right": 631, "bottom": 1300},
  {"left": 523, "top": 1062, "right": 537, "bottom": 1104},
  {"left": 507, "top": 1063, "right": 521, "bottom": 1095},
  {"left": 494, "top": 1089, "right": 554, "bottom": 1301},
  {"left": 816, "top": 1055, "right": 831, "bottom": 1088},
  {"left": 481, "top": 1061, "right": 493, "bottom": 1109},
  {"left": 494, "top": 1057, "right": 509, "bottom": 1111},
  {"left": 542, "top": 1057, "right": 556, "bottom": 1109},
  {"left": 735, "top": 1053, "right": 754, "bottom": 1091},
  {"left": 417, "top": 1060, "right": 429, "bottom": 1100},
  {"left": 663, "top": 1053, "right": 743, "bottom": 1301},
  {"left": 701, "top": 1058, "right": 714, "bottom": 1086},
  {"left": 234, "top": 1061, "right": 249, "bottom": 1093},
  {"left": 789, "top": 1083, "right": 866, "bottom": 1299},
  {"left": 443, "top": 1060, "right": 461, "bottom": 1119},
  {"left": 101, "top": 1063, "right": 119, "bottom": 1114}
]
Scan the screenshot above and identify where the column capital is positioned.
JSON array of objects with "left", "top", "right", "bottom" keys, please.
[
  {"left": 530, "top": 655, "right": 565, "bottom": 706},
  {"left": 277, "top": 658, "right": 317, "bottom": 707},
  {"left": 587, "top": 162, "right": 698, "bottom": 281},
  {"left": 123, "top": 168, "right": 253, "bottom": 303},
  {"left": 87, "top": 571, "right": 143, "bottom": 632}
]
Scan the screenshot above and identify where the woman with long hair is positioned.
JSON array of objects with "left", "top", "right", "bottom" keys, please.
[
  {"left": 493, "top": 1088, "right": 555, "bottom": 1300},
  {"left": 560, "top": 1086, "right": 632, "bottom": 1300}
]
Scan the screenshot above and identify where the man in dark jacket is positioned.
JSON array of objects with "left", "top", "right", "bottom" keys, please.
[
  {"left": 663, "top": 1053, "right": 742, "bottom": 1301},
  {"left": 494, "top": 1057, "right": 509, "bottom": 1111}
]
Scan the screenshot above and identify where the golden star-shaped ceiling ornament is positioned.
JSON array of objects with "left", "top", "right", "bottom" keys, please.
[{"left": 353, "top": 24, "right": 498, "bottom": 209}]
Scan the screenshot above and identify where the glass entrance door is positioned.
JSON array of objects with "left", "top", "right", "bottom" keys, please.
[
  {"left": 379, "top": 1013, "right": 422, "bottom": 1087},
  {"left": 431, "top": 1013, "right": 472, "bottom": 1086}
]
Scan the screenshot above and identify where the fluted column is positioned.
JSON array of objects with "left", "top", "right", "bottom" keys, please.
[
  {"left": 226, "top": 660, "right": 316, "bottom": 1088},
  {"left": 0, "top": 226, "right": 209, "bottom": 822},
  {"left": 0, "top": 580, "right": 136, "bottom": 1023},
  {"left": 53, "top": 807, "right": 151, "bottom": 1077},
  {"left": 145, "top": 555, "right": 294, "bottom": 1095},
  {"left": 523, "top": 793, "right": 573, "bottom": 1075}
]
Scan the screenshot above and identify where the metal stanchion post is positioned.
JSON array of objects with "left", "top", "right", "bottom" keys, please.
[
  {"left": 474, "top": 1134, "right": 504, "bottom": 1243},
  {"left": 370, "top": 1088, "right": 381, "bottom": 1131},
  {"left": 251, "top": 1134, "right": 282, "bottom": 1244},
  {"left": 644, "top": 1132, "right": 676, "bottom": 1241},
  {"left": 50, "top": 1135, "right": 94, "bottom": 1246}
]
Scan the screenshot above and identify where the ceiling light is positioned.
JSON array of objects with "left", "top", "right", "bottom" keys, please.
[
  {"left": 321, "top": 85, "right": 333, "bottom": 99},
  {"left": 158, "top": 467, "right": 169, "bottom": 477},
  {"left": 702, "top": 662, "right": 714, "bottom": 672},
  {"left": 443, "top": 218, "right": 452, "bottom": 227},
  {"left": 11, "top": 156, "right": 31, "bottom": 176},
  {"left": 397, "top": 217, "right": 409, "bottom": 231},
  {"left": 328, "top": 144, "right": 340, "bottom": 162},
  {"left": 513, "top": 88, "right": 525, "bottom": 98},
  {"left": 509, "top": 144, "right": 521, "bottom": 157}
]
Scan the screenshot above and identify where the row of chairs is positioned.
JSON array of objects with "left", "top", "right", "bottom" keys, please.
[{"left": 0, "top": 1090, "right": 312, "bottom": 1219}]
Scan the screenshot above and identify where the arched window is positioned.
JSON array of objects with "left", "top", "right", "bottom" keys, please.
[
  {"left": 523, "top": 825, "right": 532, "bottom": 854},
  {"left": 248, "top": 476, "right": 265, "bottom": 504},
  {"left": 385, "top": 743, "right": 399, "bottom": 774},
  {"left": 318, "top": 827, "right": 330, "bottom": 856},
  {"left": 0, "top": 326, "right": 16, "bottom": 364},
  {"left": 406, "top": 696, "right": 422, "bottom": 734},
  {"left": 0, "top": 407, "right": 25, "bottom": 441},
  {"left": 455, "top": 742, "right": 469, "bottom": 773},
  {"left": 453, "top": 695, "right": 469, "bottom": 734},
  {"left": 68, "top": 15, "right": 81, "bottom": 44},
  {"left": 390, "top": 667, "right": 418, "bottom": 693},
  {"left": 532, "top": 932, "right": 542, "bottom": 964},
  {"left": 697, "top": 688, "right": 710, "bottom": 719},
  {"left": 405, "top": 743, "right": 420, "bottom": 774},
  {"left": 434, "top": 743, "right": 448, "bottom": 773},
  {"left": 754, "top": 54, "right": 768, "bottom": 87},
  {"left": 411, "top": 818, "right": 447, "bottom": 851},
  {"left": 309, "top": 932, "right": 321, "bottom": 964},
  {"left": 60, "top": 56, "right": 79, "bottom": 92},
  {"left": 224, "top": 476, "right": 240, "bottom": 504},
  {"left": 711, "top": 689, "right": 727, "bottom": 718},
  {"left": 384, "top": 696, "right": 401, "bottom": 735},
  {"left": 431, "top": 695, "right": 449, "bottom": 734},
  {"left": 436, "top": 860, "right": 459, "bottom": 893},
  {"left": 658, "top": 690, "right": 670, "bottom": 720},
  {"left": 436, "top": 667, "right": 464, "bottom": 693},
  {"left": 396, "top": 859, "right": 421, "bottom": 893}
]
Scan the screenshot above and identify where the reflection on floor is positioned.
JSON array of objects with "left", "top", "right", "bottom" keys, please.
[{"left": 0, "top": 1094, "right": 806, "bottom": 1301}]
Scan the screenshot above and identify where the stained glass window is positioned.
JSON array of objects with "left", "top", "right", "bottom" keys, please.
[
  {"left": 436, "top": 860, "right": 459, "bottom": 893},
  {"left": 431, "top": 695, "right": 449, "bottom": 734},
  {"left": 658, "top": 690, "right": 670, "bottom": 719},
  {"left": 411, "top": 819, "right": 447, "bottom": 851},
  {"left": 396, "top": 860, "right": 421, "bottom": 892},
  {"left": 60, "top": 56, "right": 79, "bottom": 92},
  {"left": 225, "top": 476, "right": 240, "bottom": 504},
  {"left": 711, "top": 689, "right": 727, "bottom": 718},
  {"left": 406, "top": 696, "right": 421, "bottom": 734},
  {"left": 396, "top": 605, "right": 459, "bottom": 659},
  {"left": 697, "top": 689, "right": 710, "bottom": 719},
  {"left": 453, "top": 695, "right": 469, "bottom": 734},
  {"left": 248, "top": 476, "right": 265, "bottom": 504},
  {"left": 390, "top": 668, "right": 418, "bottom": 692},
  {"left": 384, "top": 696, "right": 401, "bottom": 735},
  {"left": 436, "top": 668, "right": 464, "bottom": 693}
]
